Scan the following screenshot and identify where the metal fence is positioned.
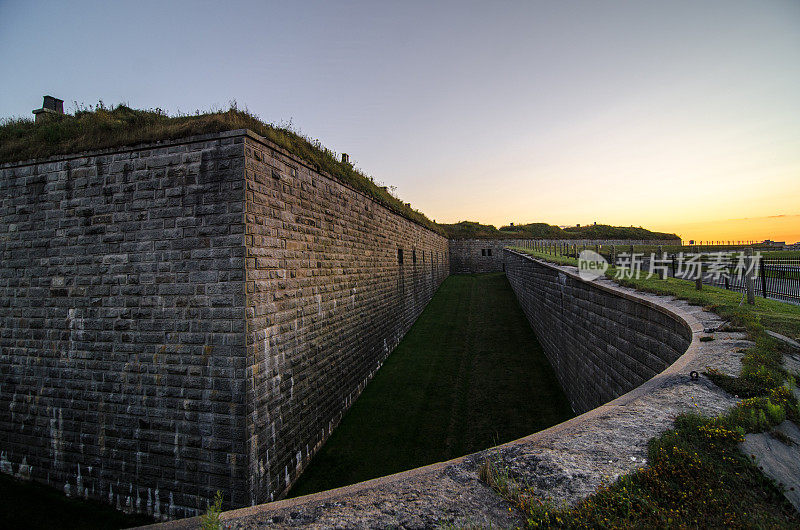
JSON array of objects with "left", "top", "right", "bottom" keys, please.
[
  {"left": 635, "top": 255, "right": 800, "bottom": 305},
  {"left": 518, "top": 242, "right": 800, "bottom": 305},
  {"left": 711, "top": 257, "right": 800, "bottom": 305}
]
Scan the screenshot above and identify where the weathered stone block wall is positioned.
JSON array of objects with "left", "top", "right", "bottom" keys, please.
[
  {"left": 504, "top": 249, "right": 691, "bottom": 413},
  {"left": 0, "top": 133, "right": 249, "bottom": 519},
  {"left": 451, "top": 239, "right": 679, "bottom": 275},
  {"left": 0, "top": 130, "right": 448, "bottom": 519},
  {"left": 449, "top": 239, "right": 523, "bottom": 273},
  {"left": 242, "top": 136, "right": 449, "bottom": 505}
]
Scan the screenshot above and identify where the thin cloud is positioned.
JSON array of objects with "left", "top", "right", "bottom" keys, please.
[{"left": 722, "top": 214, "right": 800, "bottom": 222}]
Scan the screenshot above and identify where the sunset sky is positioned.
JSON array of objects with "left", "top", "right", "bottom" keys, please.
[{"left": 1, "top": 1, "right": 798, "bottom": 243}]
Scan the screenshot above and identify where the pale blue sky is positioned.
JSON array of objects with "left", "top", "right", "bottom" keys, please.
[{"left": 1, "top": 1, "right": 799, "bottom": 241}]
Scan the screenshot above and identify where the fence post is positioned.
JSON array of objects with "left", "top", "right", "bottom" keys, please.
[
  {"left": 695, "top": 261, "right": 703, "bottom": 290},
  {"left": 745, "top": 248, "right": 755, "bottom": 304},
  {"left": 610, "top": 245, "right": 615, "bottom": 267},
  {"left": 759, "top": 255, "right": 767, "bottom": 298}
]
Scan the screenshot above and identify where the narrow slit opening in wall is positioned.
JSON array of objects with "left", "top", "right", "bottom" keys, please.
[
  {"left": 412, "top": 249, "right": 417, "bottom": 264},
  {"left": 481, "top": 249, "right": 486, "bottom": 256},
  {"left": 398, "top": 248, "right": 403, "bottom": 265},
  {"left": 488, "top": 249, "right": 493, "bottom": 256}
]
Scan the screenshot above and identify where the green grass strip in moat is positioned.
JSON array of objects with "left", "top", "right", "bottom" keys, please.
[{"left": 288, "top": 272, "right": 574, "bottom": 497}]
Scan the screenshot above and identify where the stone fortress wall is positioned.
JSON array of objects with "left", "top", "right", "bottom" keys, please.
[
  {"left": 0, "top": 125, "right": 694, "bottom": 523},
  {"left": 241, "top": 135, "right": 449, "bottom": 506},
  {"left": 0, "top": 130, "right": 449, "bottom": 519},
  {"left": 449, "top": 238, "right": 680, "bottom": 275},
  {"left": 0, "top": 133, "right": 249, "bottom": 520}
]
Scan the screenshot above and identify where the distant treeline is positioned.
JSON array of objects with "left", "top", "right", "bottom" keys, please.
[{"left": 442, "top": 221, "right": 680, "bottom": 241}]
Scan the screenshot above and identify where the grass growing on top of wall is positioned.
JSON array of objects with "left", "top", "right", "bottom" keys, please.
[
  {"left": 484, "top": 247, "right": 800, "bottom": 527},
  {"left": 0, "top": 472, "right": 155, "bottom": 529},
  {"left": 0, "top": 103, "right": 445, "bottom": 236},
  {"left": 288, "top": 273, "right": 574, "bottom": 498}
]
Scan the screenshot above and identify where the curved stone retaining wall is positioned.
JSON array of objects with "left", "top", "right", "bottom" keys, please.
[{"left": 504, "top": 249, "right": 692, "bottom": 413}]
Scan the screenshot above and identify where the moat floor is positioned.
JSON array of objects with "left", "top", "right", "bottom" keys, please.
[{"left": 289, "top": 272, "right": 574, "bottom": 498}]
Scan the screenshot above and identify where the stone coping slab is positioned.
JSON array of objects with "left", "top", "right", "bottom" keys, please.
[
  {"left": 141, "top": 253, "right": 744, "bottom": 529},
  {"left": 742, "top": 420, "right": 800, "bottom": 512}
]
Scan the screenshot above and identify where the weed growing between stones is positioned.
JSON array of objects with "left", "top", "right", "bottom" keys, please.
[{"left": 200, "top": 490, "right": 223, "bottom": 530}]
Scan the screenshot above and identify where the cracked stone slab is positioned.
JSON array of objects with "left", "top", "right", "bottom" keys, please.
[
  {"left": 741, "top": 421, "right": 800, "bottom": 512},
  {"left": 766, "top": 330, "right": 800, "bottom": 351}
]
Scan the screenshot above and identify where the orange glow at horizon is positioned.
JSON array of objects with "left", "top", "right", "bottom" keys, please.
[{"left": 649, "top": 215, "right": 800, "bottom": 245}]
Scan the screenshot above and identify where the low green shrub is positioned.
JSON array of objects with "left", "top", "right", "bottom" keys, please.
[{"left": 200, "top": 490, "right": 223, "bottom": 530}]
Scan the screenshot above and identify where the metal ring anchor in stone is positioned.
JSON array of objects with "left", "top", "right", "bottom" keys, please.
[{"left": 690, "top": 371, "right": 699, "bottom": 381}]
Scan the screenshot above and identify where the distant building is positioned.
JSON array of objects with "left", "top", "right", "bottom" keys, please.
[{"left": 761, "top": 240, "right": 786, "bottom": 249}]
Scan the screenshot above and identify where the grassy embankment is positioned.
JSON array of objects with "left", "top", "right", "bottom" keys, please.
[
  {"left": 478, "top": 248, "right": 800, "bottom": 527},
  {"left": 289, "top": 273, "right": 574, "bottom": 497},
  {"left": 0, "top": 104, "right": 445, "bottom": 236}
]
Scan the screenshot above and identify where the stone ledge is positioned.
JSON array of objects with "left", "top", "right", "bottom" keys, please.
[{"left": 0, "top": 129, "right": 251, "bottom": 169}]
